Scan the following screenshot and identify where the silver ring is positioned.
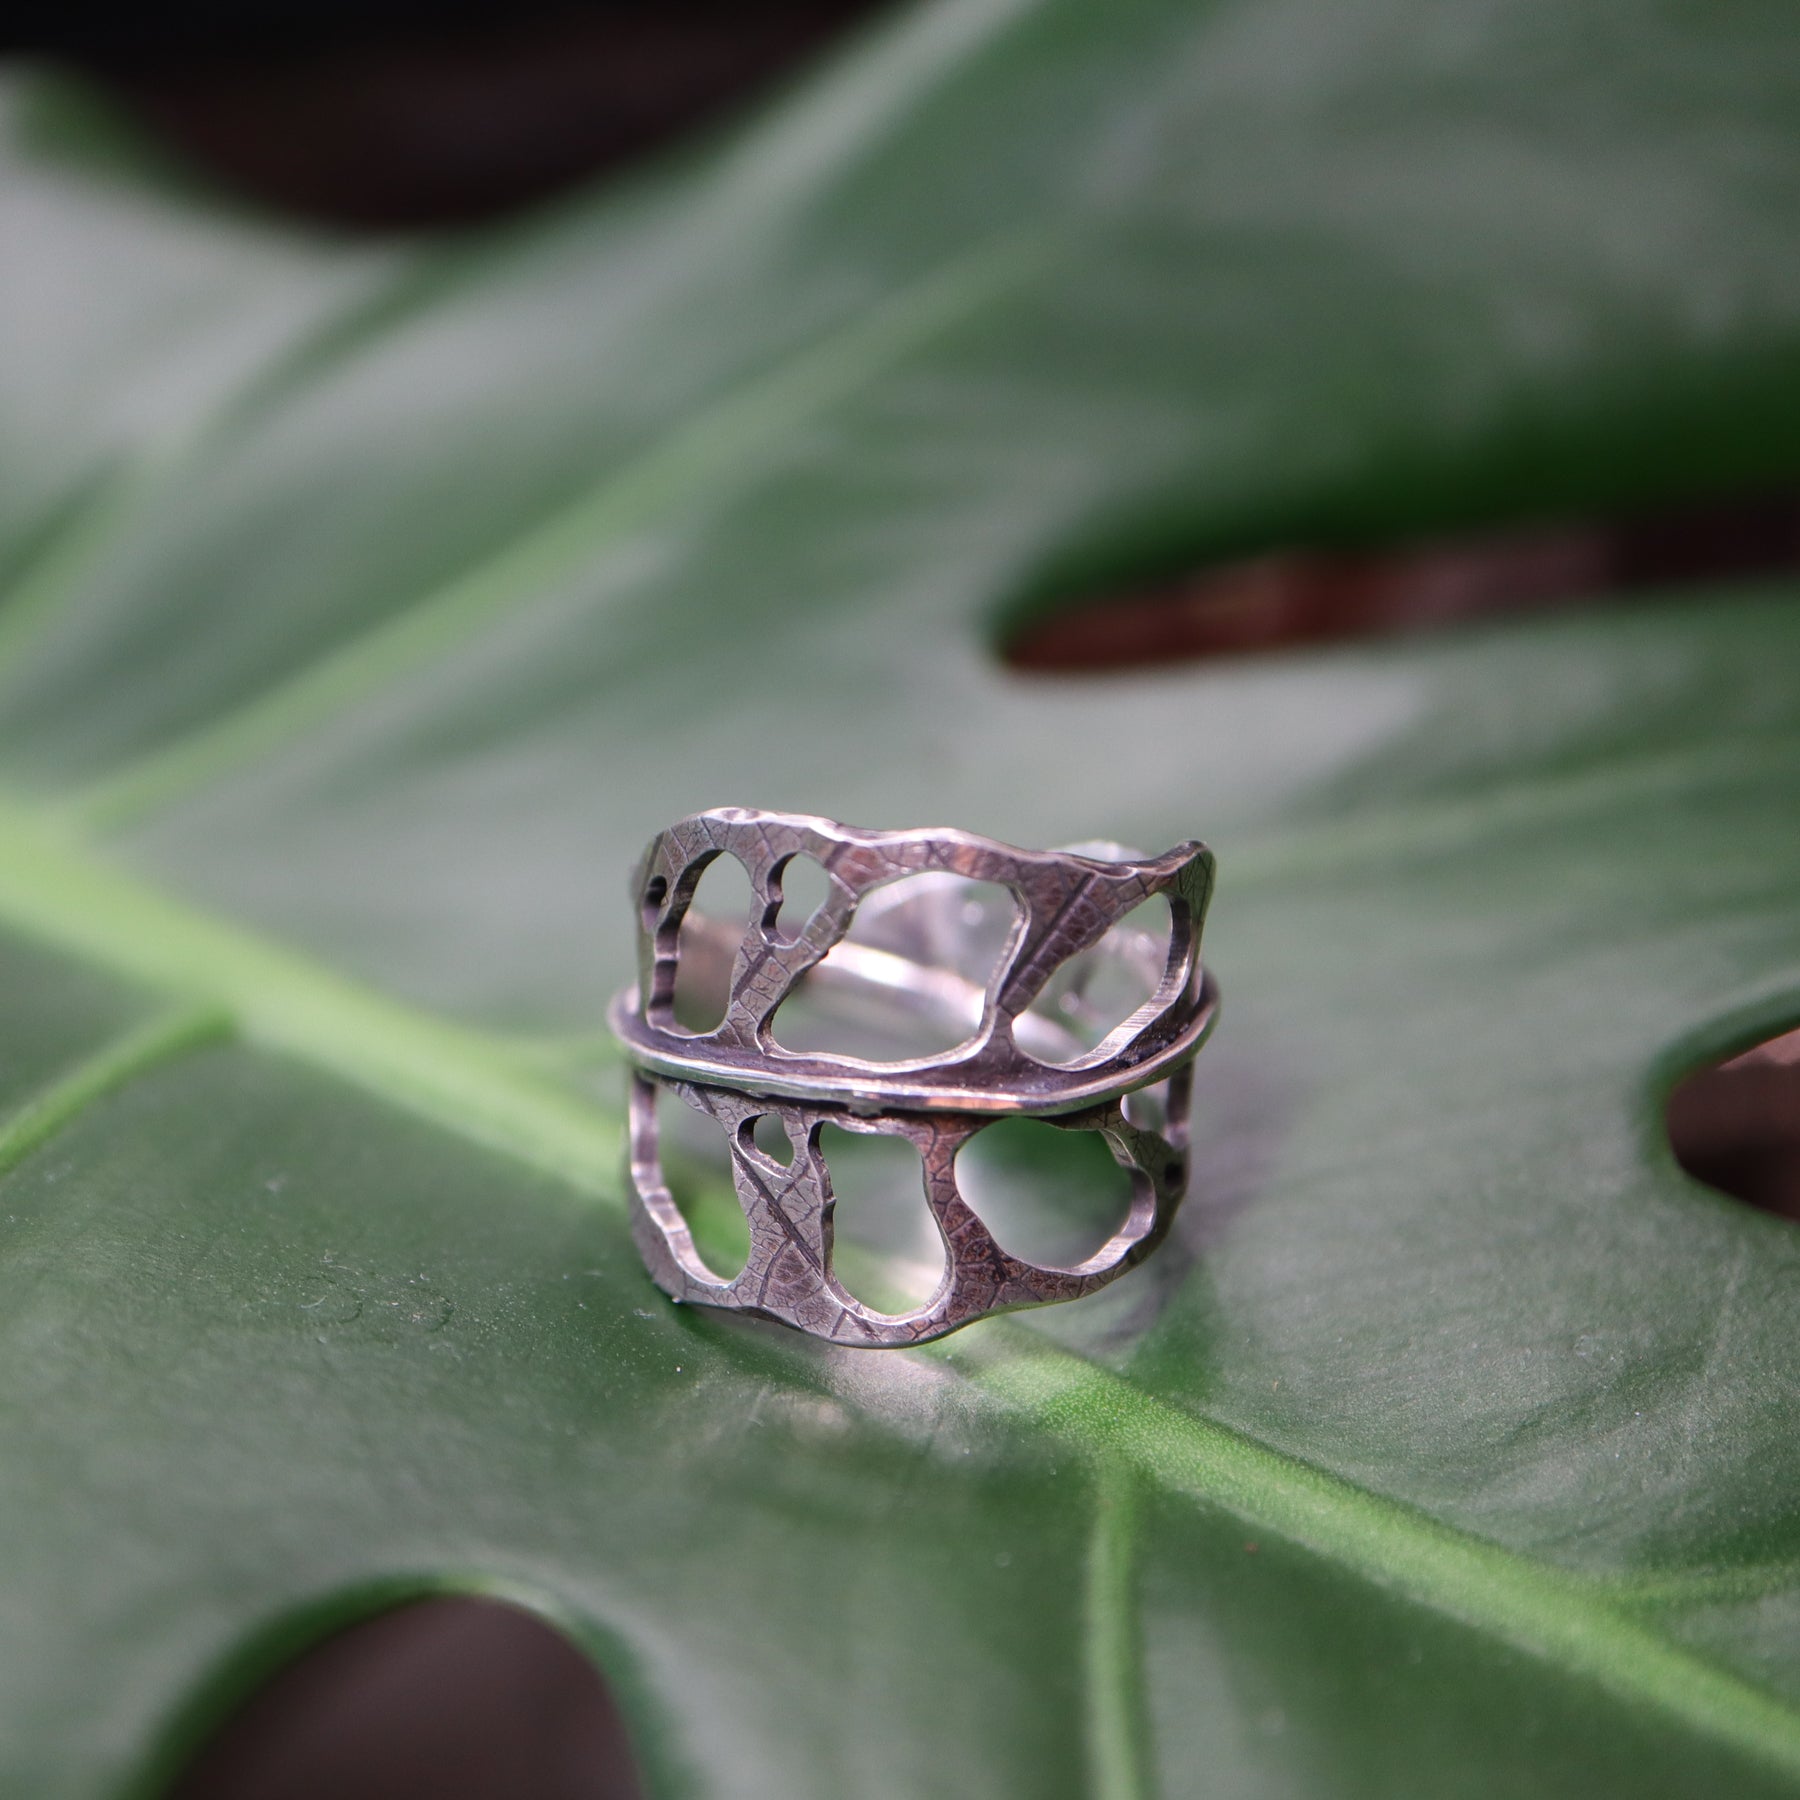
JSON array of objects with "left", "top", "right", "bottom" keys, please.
[{"left": 608, "top": 808, "right": 1219, "bottom": 1344}]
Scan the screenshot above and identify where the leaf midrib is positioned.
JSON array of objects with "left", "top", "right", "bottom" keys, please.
[{"left": 0, "top": 791, "right": 1795, "bottom": 1781}]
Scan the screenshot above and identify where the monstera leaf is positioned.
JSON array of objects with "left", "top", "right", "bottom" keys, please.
[{"left": 4, "top": 2, "right": 1800, "bottom": 1793}]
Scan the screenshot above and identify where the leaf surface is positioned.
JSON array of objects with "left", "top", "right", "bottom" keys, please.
[{"left": 1, "top": 3, "right": 1799, "bottom": 1794}]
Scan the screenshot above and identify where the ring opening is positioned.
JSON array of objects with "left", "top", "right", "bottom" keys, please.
[
  {"left": 955, "top": 1119, "right": 1139, "bottom": 1270},
  {"left": 772, "top": 874, "right": 1017, "bottom": 1062}
]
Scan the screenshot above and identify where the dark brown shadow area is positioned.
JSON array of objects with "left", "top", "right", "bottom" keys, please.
[
  {"left": 30, "top": 2, "right": 888, "bottom": 230},
  {"left": 1007, "top": 493, "right": 1800, "bottom": 672},
  {"left": 167, "top": 1596, "right": 643, "bottom": 1800},
  {"left": 1668, "top": 1026, "right": 1800, "bottom": 1222}
]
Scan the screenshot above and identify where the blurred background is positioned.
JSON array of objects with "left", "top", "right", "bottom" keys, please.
[
  {"left": 6, "top": 0, "right": 887, "bottom": 230},
  {"left": 5, "top": 2, "right": 1796, "bottom": 1795}
]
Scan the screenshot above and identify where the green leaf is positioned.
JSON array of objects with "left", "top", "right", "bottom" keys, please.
[{"left": 2, "top": 3, "right": 1799, "bottom": 1794}]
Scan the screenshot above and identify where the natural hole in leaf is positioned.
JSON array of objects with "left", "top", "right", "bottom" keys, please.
[
  {"left": 1004, "top": 491, "right": 1800, "bottom": 671},
  {"left": 819, "top": 1125, "right": 944, "bottom": 1314},
  {"left": 746, "top": 1111, "right": 797, "bottom": 1167},
  {"left": 670, "top": 853, "right": 753, "bottom": 1035},
  {"left": 770, "top": 854, "right": 832, "bottom": 944},
  {"left": 658, "top": 1086, "right": 752, "bottom": 1280},
  {"left": 774, "top": 875, "right": 1016, "bottom": 1062},
  {"left": 75, "top": 2, "right": 894, "bottom": 231},
  {"left": 956, "top": 1119, "right": 1137, "bottom": 1270},
  {"left": 165, "top": 1596, "right": 641, "bottom": 1800},
  {"left": 1020, "top": 892, "right": 1173, "bottom": 1068},
  {"left": 1667, "top": 1024, "right": 1800, "bottom": 1222}
]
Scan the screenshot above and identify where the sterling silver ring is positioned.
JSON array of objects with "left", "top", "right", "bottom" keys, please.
[{"left": 609, "top": 808, "right": 1219, "bottom": 1345}]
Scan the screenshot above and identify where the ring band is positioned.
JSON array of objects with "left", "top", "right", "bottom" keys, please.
[
  {"left": 608, "top": 808, "right": 1217, "bottom": 1116},
  {"left": 608, "top": 808, "right": 1219, "bottom": 1343},
  {"left": 627, "top": 1066, "right": 1192, "bottom": 1347}
]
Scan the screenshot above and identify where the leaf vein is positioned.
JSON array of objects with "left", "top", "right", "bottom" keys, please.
[
  {"left": 68, "top": 234, "right": 1048, "bottom": 831},
  {"left": 0, "top": 1003, "right": 228, "bottom": 1181}
]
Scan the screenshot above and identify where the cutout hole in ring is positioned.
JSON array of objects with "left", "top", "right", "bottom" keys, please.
[
  {"left": 955, "top": 1118, "right": 1138, "bottom": 1270},
  {"left": 819, "top": 1125, "right": 944, "bottom": 1314},
  {"left": 769, "top": 854, "right": 832, "bottom": 944},
  {"left": 746, "top": 1111, "right": 797, "bottom": 1167},
  {"left": 640, "top": 874, "right": 667, "bottom": 937},
  {"left": 773, "top": 875, "right": 1017, "bottom": 1063},
  {"left": 669, "top": 853, "right": 753, "bottom": 1036},
  {"left": 1121, "top": 1081, "right": 1171, "bottom": 1135},
  {"left": 657, "top": 1085, "right": 752, "bottom": 1279},
  {"left": 1020, "top": 892, "right": 1174, "bottom": 1069}
]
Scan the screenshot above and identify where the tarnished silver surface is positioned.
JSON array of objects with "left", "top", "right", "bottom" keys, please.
[
  {"left": 609, "top": 808, "right": 1216, "bottom": 1116},
  {"left": 609, "top": 808, "right": 1218, "bottom": 1343},
  {"left": 626, "top": 1066, "right": 1193, "bottom": 1347}
]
